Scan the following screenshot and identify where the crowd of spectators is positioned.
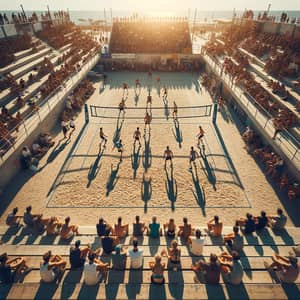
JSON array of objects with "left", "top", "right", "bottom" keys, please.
[
  {"left": 110, "top": 18, "right": 192, "bottom": 54},
  {"left": 2, "top": 211, "right": 299, "bottom": 285}
]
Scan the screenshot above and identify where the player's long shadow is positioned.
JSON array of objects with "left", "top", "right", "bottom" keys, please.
[
  {"left": 113, "top": 116, "right": 124, "bottom": 146},
  {"left": 45, "top": 138, "right": 71, "bottom": 165},
  {"left": 86, "top": 147, "right": 104, "bottom": 188},
  {"left": 131, "top": 144, "right": 141, "bottom": 179},
  {"left": 106, "top": 161, "right": 121, "bottom": 196},
  {"left": 172, "top": 118, "right": 183, "bottom": 148},
  {"left": 164, "top": 100, "right": 169, "bottom": 120},
  {"left": 200, "top": 153, "right": 217, "bottom": 191},
  {"left": 164, "top": 165, "right": 177, "bottom": 211},
  {"left": 142, "top": 130, "right": 152, "bottom": 171},
  {"left": 191, "top": 165, "right": 206, "bottom": 216},
  {"left": 141, "top": 172, "right": 152, "bottom": 213}
]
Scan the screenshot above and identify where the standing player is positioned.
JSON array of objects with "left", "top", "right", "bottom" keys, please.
[
  {"left": 147, "top": 92, "right": 152, "bottom": 109},
  {"left": 99, "top": 127, "right": 108, "bottom": 148},
  {"left": 163, "top": 146, "right": 174, "bottom": 168},
  {"left": 123, "top": 82, "right": 128, "bottom": 97},
  {"left": 113, "top": 139, "right": 124, "bottom": 161},
  {"left": 156, "top": 76, "right": 160, "bottom": 85},
  {"left": 196, "top": 125, "right": 205, "bottom": 146},
  {"left": 189, "top": 146, "right": 199, "bottom": 171},
  {"left": 144, "top": 112, "right": 152, "bottom": 131},
  {"left": 119, "top": 98, "right": 126, "bottom": 117},
  {"left": 172, "top": 101, "right": 178, "bottom": 120},
  {"left": 133, "top": 127, "right": 142, "bottom": 147},
  {"left": 135, "top": 79, "right": 141, "bottom": 89},
  {"left": 162, "top": 86, "right": 168, "bottom": 100}
]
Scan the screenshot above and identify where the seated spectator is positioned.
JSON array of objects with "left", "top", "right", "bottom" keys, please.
[
  {"left": 128, "top": 238, "right": 143, "bottom": 269},
  {"left": 161, "top": 239, "right": 181, "bottom": 266},
  {"left": 112, "top": 244, "right": 127, "bottom": 270},
  {"left": 114, "top": 216, "right": 129, "bottom": 238},
  {"left": 237, "top": 213, "right": 256, "bottom": 234},
  {"left": 292, "top": 245, "right": 300, "bottom": 256},
  {"left": 206, "top": 215, "right": 223, "bottom": 237},
  {"left": 69, "top": 240, "right": 91, "bottom": 269},
  {"left": 254, "top": 211, "right": 268, "bottom": 231},
  {"left": 40, "top": 251, "right": 66, "bottom": 283},
  {"left": 23, "top": 205, "right": 49, "bottom": 232},
  {"left": 38, "top": 133, "right": 55, "bottom": 148},
  {"left": 268, "top": 208, "right": 287, "bottom": 230},
  {"left": 149, "top": 254, "right": 165, "bottom": 284},
  {"left": 6, "top": 207, "right": 22, "bottom": 226},
  {"left": 0, "top": 253, "right": 31, "bottom": 283},
  {"left": 219, "top": 251, "right": 243, "bottom": 285},
  {"left": 20, "top": 146, "right": 32, "bottom": 169},
  {"left": 264, "top": 253, "right": 299, "bottom": 283},
  {"left": 163, "top": 218, "right": 176, "bottom": 238},
  {"left": 188, "top": 228, "right": 205, "bottom": 256},
  {"left": 96, "top": 218, "right": 112, "bottom": 237},
  {"left": 101, "top": 229, "right": 118, "bottom": 254},
  {"left": 60, "top": 216, "right": 79, "bottom": 240},
  {"left": 223, "top": 226, "right": 244, "bottom": 253},
  {"left": 83, "top": 253, "right": 109, "bottom": 286},
  {"left": 31, "top": 142, "right": 48, "bottom": 158},
  {"left": 133, "top": 215, "right": 148, "bottom": 236},
  {"left": 177, "top": 217, "right": 193, "bottom": 240},
  {"left": 148, "top": 216, "right": 162, "bottom": 238},
  {"left": 46, "top": 216, "right": 62, "bottom": 235},
  {"left": 191, "top": 253, "right": 221, "bottom": 284}
]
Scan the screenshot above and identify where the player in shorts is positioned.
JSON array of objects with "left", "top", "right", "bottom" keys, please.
[
  {"left": 133, "top": 127, "right": 142, "bottom": 147},
  {"left": 162, "top": 86, "right": 168, "bottom": 100},
  {"left": 172, "top": 101, "right": 178, "bottom": 120},
  {"left": 113, "top": 139, "right": 124, "bottom": 161},
  {"left": 147, "top": 93, "right": 152, "bottom": 109},
  {"left": 189, "top": 146, "right": 199, "bottom": 171},
  {"left": 163, "top": 146, "right": 174, "bottom": 168},
  {"left": 99, "top": 127, "right": 108, "bottom": 148},
  {"left": 135, "top": 79, "right": 141, "bottom": 89},
  {"left": 123, "top": 83, "right": 128, "bottom": 97},
  {"left": 196, "top": 126, "right": 205, "bottom": 146},
  {"left": 144, "top": 112, "right": 152, "bottom": 131},
  {"left": 119, "top": 99, "right": 126, "bottom": 116}
]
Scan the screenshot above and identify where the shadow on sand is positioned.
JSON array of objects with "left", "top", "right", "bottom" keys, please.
[
  {"left": 141, "top": 172, "right": 152, "bottom": 212},
  {"left": 106, "top": 161, "right": 122, "bottom": 196},
  {"left": 164, "top": 165, "right": 177, "bottom": 211}
]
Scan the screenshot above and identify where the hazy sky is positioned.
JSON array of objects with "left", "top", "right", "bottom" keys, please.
[{"left": 1, "top": 0, "right": 299, "bottom": 11}]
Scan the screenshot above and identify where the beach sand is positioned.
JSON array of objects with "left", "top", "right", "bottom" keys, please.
[{"left": 1, "top": 72, "right": 298, "bottom": 227}]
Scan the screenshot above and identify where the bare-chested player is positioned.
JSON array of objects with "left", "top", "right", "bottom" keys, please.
[
  {"left": 133, "top": 127, "right": 142, "bottom": 147},
  {"left": 162, "top": 86, "right": 168, "bottom": 100},
  {"left": 119, "top": 98, "right": 126, "bottom": 117},
  {"left": 196, "top": 125, "right": 205, "bottom": 146},
  {"left": 189, "top": 146, "right": 199, "bottom": 171},
  {"left": 173, "top": 101, "right": 178, "bottom": 119},
  {"left": 163, "top": 146, "right": 174, "bottom": 168},
  {"left": 135, "top": 79, "right": 141, "bottom": 89},
  {"left": 99, "top": 127, "right": 108, "bottom": 148},
  {"left": 144, "top": 112, "right": 152, "bottom": 130},
  {"left": 123, "top": 83, "right": 128, "bottom": 97}
]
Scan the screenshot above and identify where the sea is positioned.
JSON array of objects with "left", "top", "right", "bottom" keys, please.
[{"left": 1, "top": 10, "right": 300, "bottom": 25}]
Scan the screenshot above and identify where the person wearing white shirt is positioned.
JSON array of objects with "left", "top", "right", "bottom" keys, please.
[
  {"left": 83, "top": 253, "right": 109, "bottom": 286},
  {"left": 188, "top": 229, "right": 205, "bottom": 256},
  {"left": 128, "top": 238, "right": 143, "bottom": 269}
]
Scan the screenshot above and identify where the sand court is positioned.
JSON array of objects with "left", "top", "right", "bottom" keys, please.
[{"left": 47, "top": 73, "right": 249, "bottom": 209}]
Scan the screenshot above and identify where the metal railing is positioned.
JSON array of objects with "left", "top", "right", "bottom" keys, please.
[
  {"left": 204, "top": 54, "right": 300, "bottom": 169},
  {"left": 0, "top": 54, "right": 100, "bottom": 166}
]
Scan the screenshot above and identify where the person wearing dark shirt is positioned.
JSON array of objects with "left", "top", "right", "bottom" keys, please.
[
  {"left": 112, "top": 244, "right": 127, "bottom": 270},
  {"left": 69, "top": 240, "right": 90, "bottom": 269},
  {"left": 96, "top": 218, "right": 112, "bottom": 236},
  {"left": 255, "top": 211, "right": 268, "bottom": 231},
  {"left": 101, "top": 230, "right": 118, "bottom": 254},
  {"left": 237, "top": 213, "right": 256, "bottom": 234},
  {"left": 192, "top": 253, "right": 221, "bottom": 284}
]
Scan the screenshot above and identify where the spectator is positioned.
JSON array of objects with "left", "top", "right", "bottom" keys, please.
[
  {"left": 161, "top": 239, "right": 181, "bottom": 267},
  {"left": 133, "top": 215, "right": 148, "bottom": 236},
  {"left": 149, "top": 254, "right": 165, "bottom": 284},
  {"left": 177, "top": 217, "right": 192, "bottom": 240},
  {"left": 114, "top": 216, "right": 129, "bottom": 238},
  {"left": 223, "top": 226, "right": 244, "bottom": 253},
  {"left": 128, "top": 238, "right": 143, "bottom": 269},
  {"left": 163, "top": 218, "right": 176, "bottom": 238},
  {"left": 254, "top": 211, "right": 268, "bottom": 231},
  {"left": 148, "top": 216, "right": 162, "bottom": 238},
  {"left": 6, "top": 207, "right": 22, "bottom": 226},
  {"left": 60, "top": 216, "right": 79, "bottom": 240},
  {"left": 188, "top": 228, "right": 205, "bottom": 256},
  {"left": 83, "top": 253, "right": 109, "bottom": 286},
  {"left": 46, "top": 216, "right": 63, "bottom": 235},
  {"left": 191, "top": 253, "right": 222, "bottom": 284},
  {"left": 96, "top": 218, "right": 112, "bottom": 236},
  {"left": 112, "top": 244, "right": 127, "bottom": 270},
  {"left": 206, "top": 215, "right": 223, "bottom": 237},
  {"left": 40, "top": 251, "right": 66, "bottom": 283},
  {"left": 23, "top": 205, "right": 49, "bottom": 232},
  {"left": 237, "top": 213, "right": 256, "bottom": 234},
  {"left": 69, "top": 240, "right": 91, "bottom": 269},
  {"left": 101, "top": 229, "right": 118, "bottom": 254},
  {"left": 268, "top": 208, "right": 287, "bottom": 230}
]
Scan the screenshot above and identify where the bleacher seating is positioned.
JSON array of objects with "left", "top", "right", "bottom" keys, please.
[
  {"left": 110, "top": 18, "right": 192, "bottom": 54},
  {"left": 0, "top": 225, "right": 300, "bottom": 299}
]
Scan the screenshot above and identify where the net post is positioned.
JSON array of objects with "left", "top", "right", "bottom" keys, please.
[
  {"left": 212, "top": 103, "right": 218, "bottom": 124},
  {"left": 84, "top": 104, "right": 89, "bottom": 124}
]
